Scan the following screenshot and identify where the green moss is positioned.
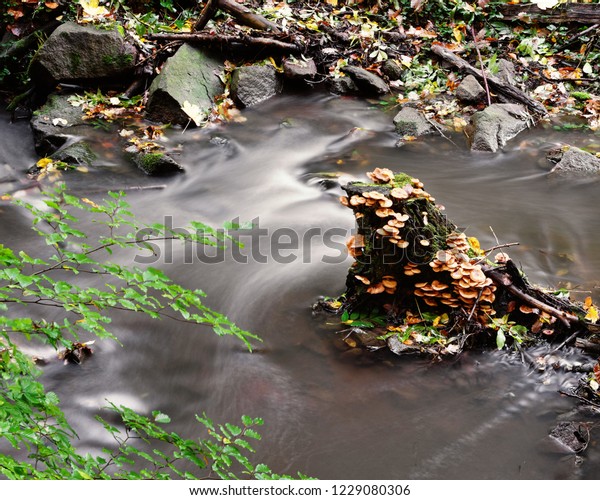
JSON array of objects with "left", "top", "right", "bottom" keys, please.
[
  {"left": 102, "top": 52, "right": 134, "bottom": 68},
  {"left": 70, "top": 53, "right": 82, "bottom": 72},
  {"left": 139, "top": 153, "right": 166, "bottom": 175}
]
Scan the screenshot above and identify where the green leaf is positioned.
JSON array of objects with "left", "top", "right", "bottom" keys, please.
[
  {"left": 496, "top": 329, "right": 506, "bottom": 350},
  {"left": 152, "top": 411, "right": 171, "bottom": 424}
]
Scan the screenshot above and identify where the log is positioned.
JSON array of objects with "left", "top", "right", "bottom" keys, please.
[
  {"left": 194, "top": 0, "right": 220, "bottom": 32},
  {"left": 146, "top": 32, "right": 301, "bottom": 56},
  {"left": 498, "top": 3, "right": 600, "bottom": 24},
  {"left": 217, "top": 0, "right": 281, "bottom": 32},
  {"left": 431, "top": 43, "right": 547, "bottom": 116}
]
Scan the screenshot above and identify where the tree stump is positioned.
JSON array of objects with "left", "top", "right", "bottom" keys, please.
[{"left": 328, "top": 169, "right": 593, "bottom": 357}]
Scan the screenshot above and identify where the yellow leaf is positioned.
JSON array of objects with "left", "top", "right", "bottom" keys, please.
[
  {"left": 467, "top": 236, "right": 484, "bottom": 256},
  {"left": 78, "top": 0, "right": 108, "bottom": 18},
  {"left": 36, "top": 157, "right": 53, "bottom": 169},
  {"left": 586, "top": 306, "right": 599, "bottom": 324},
  {"left": 453, "top": 27, "right": 463, "bottom": 43},
  {"left": 181, "top": 100, "right": 205, "bottom": 126},
  {"left": 584, "top": 296, "right": 593, "bottom": 310}
]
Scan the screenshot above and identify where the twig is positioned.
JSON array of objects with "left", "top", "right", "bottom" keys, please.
[
  {"left": 559, "top": 389, "right": 600, "bottom": 410},
  {"left": 423, "top": 114, "right": 459, "bottom": 148},
  {"left": 482, "top": 242, "right": 519, "bottom": 254},
  {"left": 485, "top": 268, "right": 580, "bottom": 327},
  {"left": 470, "top": 26, "right": 491, "bottom": 106},
  {"left": 552, "top": 329, "right": 583, "bottom": 353},
  {"left": 555, "top": 24, "right": 599, "bottom": 52}
]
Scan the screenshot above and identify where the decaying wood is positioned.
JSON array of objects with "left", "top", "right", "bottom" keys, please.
[
  {"left": 498, "top": 3, "right": 600, "bottom": 24},
  {"left": 576, "top": 338, "right": 600, "bottom": 356},
  {"left": 431, "top": 43, "right": 547, "bottom": 116},
  {"left": 194, "top": 0, "right": 220, "bottom": 32},
  {"left": 217, "top": 0, "right": 281, "bottom": 32},
  {"left": 485, "top": 266, "right": 580, "bottom": 328},
  {"left": 146, "top": 32, "right": 301, "bottom": 55}
]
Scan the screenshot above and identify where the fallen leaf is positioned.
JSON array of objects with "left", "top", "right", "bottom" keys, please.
[
  {"left": 181, "top": 100, "right": 205, "bottom": 126},
  {"left": 586, "top": 306, "right": 599, "bottom": 324}
]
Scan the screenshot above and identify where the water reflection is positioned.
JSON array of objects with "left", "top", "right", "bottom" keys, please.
[{"left": 1, "top": 94, "right": 600, "bottom": 479}]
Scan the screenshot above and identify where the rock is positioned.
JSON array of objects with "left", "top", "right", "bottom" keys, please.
[
  {"left": 548, "top": 422, "right": 588, "bottom": 454},
  {"left": 393, "top": 106, "right": 434, "bottom": 137},
  {"left": 455, "top": 75, "right": 486, "bottom": 104},
  {"left": 328, "top": 76, "right": 359, "bottom": 95},
  {"left": 547, "top": 145, "right": 600, "bottom": 177},
  {"left": 466, "top": 103, "right": 532, "bottom": 152},
  {"left": 27, "top": 140, "right": 97, "bottom": 177},
  {"left": 124, "top": 147, "right": 184, "bottom": 176},
  {"left": 497, "top": 58, "right": 518, "bottom": 86},
  {"left": 29, "top": 22, "right": 137, "bottom": 87},
  {"left": 283, "top": 57, "right": 317, "bottom": 82},
  {"left": 146, "top": 44, "right": 224, "bottom": 126},
  {"left": 342, "top": 65, "right": 389, "bottom": 96},
  {"left": 30, "top": 93, "right": 88, "bottom": 156},
  {"left": 230, "top": 64, "right": 282, "bottom": 108},
  {"left": 381, "top": 59, "right": 403, "bottom": 81}
]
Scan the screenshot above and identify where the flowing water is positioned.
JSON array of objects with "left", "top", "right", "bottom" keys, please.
[{"left": 2, "top": 93, "right": 600, "bottom": 479}]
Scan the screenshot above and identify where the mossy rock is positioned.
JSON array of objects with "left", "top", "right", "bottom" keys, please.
[{"left": 125, "top": 147, "right": 184, "bottom": 176}]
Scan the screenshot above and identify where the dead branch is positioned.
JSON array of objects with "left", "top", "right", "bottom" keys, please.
[
  {"left": 146, "top": 32, "right": 301, "bottom": 55},
  {"left": 498, "top": 3, "right": 600, "bottom": 24},
  {"left": 218, "top": 0, "right": 281, "bottom": 32},
  {"left": 194, "top": 0, "right": 220, "bottom": 32},
  {"left": 431, "top": 43, "right": 547, "bottom": 116},
  {"left": 575, "top": 338, "right": 600, "bottom": 356},
  {"left": 485, "top": 267, "right": 580, "bottom": 327}
]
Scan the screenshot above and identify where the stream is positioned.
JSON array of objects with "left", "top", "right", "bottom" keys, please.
[{"left": 2, "top": 92, "right": 600, "bottom": 479}]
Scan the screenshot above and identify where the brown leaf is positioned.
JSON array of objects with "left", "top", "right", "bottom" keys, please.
[{"left": 410, "top": 0, "right": 426, "bottom": 12}]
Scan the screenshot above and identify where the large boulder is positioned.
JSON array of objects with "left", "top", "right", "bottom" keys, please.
[
  {"left": 547, "top": 145, "right": 600, "bottom": 177},
  {"left": 466, "top": 103, "right": 532, "bottom": 152},
  {"left": 146, "top": 44, "right": 224, "bottom": 126},
  {"left": 230, "top": 64, "right": 282, "bottom": 108},
  {"left": 393, "top": 107, "right": 434, "bottom": 137},
  {"left": 29, "top": 22, "right": 137, "bottom": 87}
]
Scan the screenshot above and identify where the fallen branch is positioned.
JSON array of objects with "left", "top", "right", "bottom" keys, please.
[
  {"left": 485, "top": 267, "right": 580, "bottom": 327},
  {"left": 146, "top": 32, "right": 301, "bottom": 55},
  {"left": 217, "top": 0, "right": 281, "bottom": 32},
  {"left": 575, "top": 338, "right": 600, "bottom": 356},
  {"left": 431, "top": 43, "right": 547, "bottom": 116},
  {"left": 194, "top": 0, "right": 220, "bottom": 32},
  {"left": 498, "top": 3, "right": 600, "bottom": 24}
]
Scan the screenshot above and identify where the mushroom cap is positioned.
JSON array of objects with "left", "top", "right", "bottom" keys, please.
[
  {"left": 355, "top": 275, "right": 371, "bottom": 285},
  {"left": 397, "top": 240, "right": 410, "bottom": 248},
  {"left": 365, "top": 191, "right": 385, "bottom": 200},
  {"left": 431, "top": 280, "right": 449, "bottom": 291},
  {"left": 419, "top": 239, "right": 430, "bottom": 246},
  {"left": 376, "top": 208, "right": 395, "bottom": 218},
  {"left": 379, "top": 198, "right": 393, "bottom": 208},
  {"left": 390, "top": 187, "right": 409, "bottom": 199},
  {"left": 350, "top": 195, "right": 366, "bottom": 206},
  {"left": 367, "top": 283, "right": 385, "bottom": 294},
  {"left": 339, "top": 196, "right": 349, "bottom": 206}
]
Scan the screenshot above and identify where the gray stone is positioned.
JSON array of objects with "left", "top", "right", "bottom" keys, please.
[
  {"left": 466, "top": 103, "right": 532, "bottom": 152},
  {"left": 124, "top": 146, "right": 184, "bottom": 176},
  {"left": 27, "top": 140, "right": 97, "bottom": 177},
  {"left": 146, "top": 44, "right": 224, "bottom": 126},
  {"left": 547, "top": 145, "right": 600, "bottom": 177},
  {"left": 328, "top": 76, "right": 358, "bottom": 95},
  {"left": 496, "top": 58, "right": 518, "bottom": 86},
  {"left": 381, "top": 59, "right": 403, "bottom": 81},
  {"left": 230, "top": 64, "right": 282, "bottom": 108},
  {"left": 455, "top": 75, "right": 486, "bottom": 103},
  {"left": 29, "top": 22, "right": 137, "bottom": 86},
  {"left": 393, "top": 107, "right": 434, "bottom": 137},
  {"left": 283, "top": 57, "right": 317, "bottom": 81},
  {"left": 342, "top": 65, "right": 389, "bottom": 95},
  {"left": 30, "top": 93, "right": 88, "bottom": 155}
]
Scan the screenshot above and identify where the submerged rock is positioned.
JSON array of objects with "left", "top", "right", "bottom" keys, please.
[
  {"left": 124, "top": 147, "right": 184, "bottom": 176},
  {"left": 466, "top": 103, "right": 532, "bottom": 152},
  {"left": 29, "top": 22, "right": 137, "bottom": 87},
  {"left": 455, "top": 75, "right": 486, "bottom": 104},
  {"left": 146, "top": 44, "right": 224, "bottom": 126},
  {"left": 328, "top": 76, "right": 359, "bottom": 95},
  {"left": 27, "top": 140, "right": 97, "bottom": 176},
  {"left": 547, "top": 145, "right": 600, "bottom": 177},
  {"left": 230, "top": 64, "right": 282, "bottom": 108},
  {"left": 30, "top": 93, "right": 88, "bottom": 156},
  {"left": 393, "top": 106, "right": 434, "bottom": 137}
]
